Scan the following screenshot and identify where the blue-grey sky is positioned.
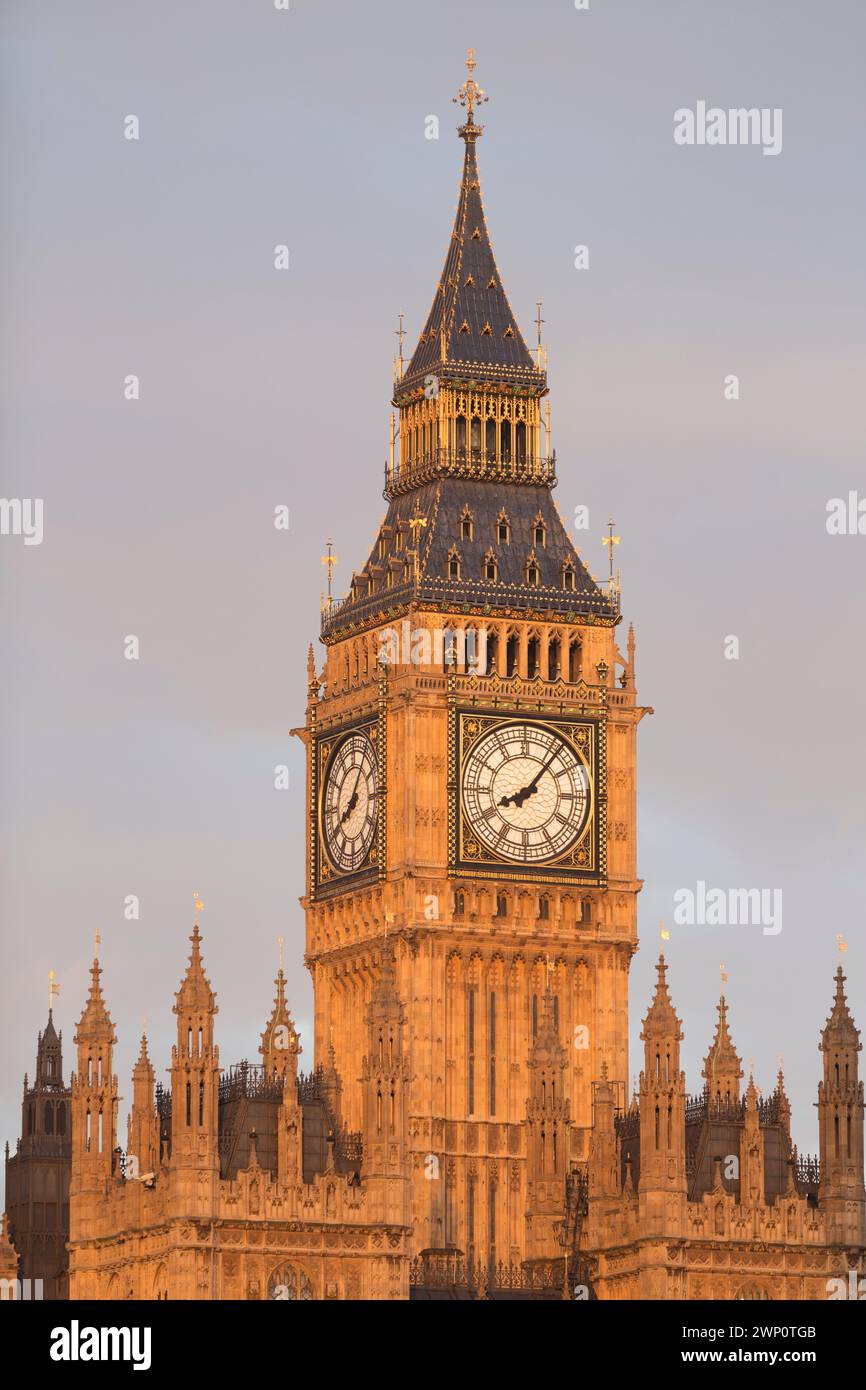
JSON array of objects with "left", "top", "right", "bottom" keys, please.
[{"left": 2, "top": 0, "right": 865, "bottom": 1186}]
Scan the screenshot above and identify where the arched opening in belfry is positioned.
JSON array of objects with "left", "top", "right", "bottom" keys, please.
[
  {"left": 515, "top": 420, "right": 526, "bottom": 463},
  {"left": 506, "top": 633, "right": 519, "bottom": 678},
  {"left": 548, "top": 634, "right": 561, "bottom": 680},
  {"left": 485, "top": 418, "right": 496, "bottom": 459},
  {"left": 500, "top": 419, "right": 512, "bottom": 464},
  {"left": 456, "top": 415, "right": 467, "bottom": 454},
  {"left": 470, "top": 416, "right": 482, "bottom": 453},
  {"left": 527, "top": 635, "right": 540, "bottom": 679},
  {"left": 568, "top": 639, "right": 581, "bottom": 683}
]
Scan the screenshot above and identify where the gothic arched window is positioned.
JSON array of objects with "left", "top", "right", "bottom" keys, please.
[{"left": 268, "top": 1265, "right": 314, "bottom": 1301}]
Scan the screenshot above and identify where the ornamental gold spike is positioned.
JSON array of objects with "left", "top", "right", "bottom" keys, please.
[{"left": 453, "top": 48, "right": 488, "bottom": 125}]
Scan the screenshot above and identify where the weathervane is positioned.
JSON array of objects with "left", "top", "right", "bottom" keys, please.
[
  {"left": 321, "top": 539, "right": 338, "bottom": 614},
  {"left": 395, "top": 311, "right": 405, "bottom": 382},
  {"left": 535, "top": 300, "right": 545, "bottom": 370},
  {"left": 49, "top": 970, "right": 60, "bottom": 1013},
  {"left": 193, "top": 893, "right": 204, "bottom": 927},
  {"left": 602, "top": 518, "right": 620, "bottom": 597},
  {"left": 453, "top": 48, "right": 488, "bottom": 128}
]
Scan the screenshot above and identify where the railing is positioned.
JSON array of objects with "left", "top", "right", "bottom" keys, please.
[
  {"left": 409, "top": 1250, "right": 565, "bottom": 1295},
  {"left": 219, "top": 1060, "right": 284, "bottom": 1106},
  {"left": 296, "top": 1066, "right": 325, "bottom": 1103},
  {"left": 322, "top": 571, "right": 620, "bottom": 640},
  {"left": 795, "top": 1153, "right": 820, "bottom": 1188},
  {"left": 385, "top": 446, "right": 557, "bottom": 498}
]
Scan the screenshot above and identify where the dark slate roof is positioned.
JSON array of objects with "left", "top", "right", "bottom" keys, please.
[
  {"left": 323, "top": 479, "right": 616, "bottom": 640},
  {"left": 400, "top": 131, "right": 546, "bottom": 396}
]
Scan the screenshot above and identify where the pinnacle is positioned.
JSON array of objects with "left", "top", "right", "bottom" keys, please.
[
  {"left": 641, "top": 954, "right": 683, "bottom": 1041},
  {"left": 821, "top": 964, "right": 861, "bottom": 1051}
]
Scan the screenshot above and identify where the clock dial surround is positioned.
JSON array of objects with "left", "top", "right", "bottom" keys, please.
[
  {"left": 451, "top": 709, "right": 606, "bottom": 883},
  {"left": 462, "top": 721, "right": 590, "bottom": 863},
  {"left": 321, "top": 729, "right": 379, "bottom": 875}
]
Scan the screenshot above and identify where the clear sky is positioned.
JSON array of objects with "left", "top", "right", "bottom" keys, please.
[{"left": 2, "top": 0, "right": 865, "bottom": 1188}]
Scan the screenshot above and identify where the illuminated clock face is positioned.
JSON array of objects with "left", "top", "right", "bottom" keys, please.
[
  {"left": 322, "top": 731, "right": 378, "bottom": 873},
  {"left": 462, "top": 721, "right": 590, "bottom": 863}
]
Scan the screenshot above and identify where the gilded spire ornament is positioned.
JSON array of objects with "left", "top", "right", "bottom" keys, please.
[{"left": 452, "top": 47, "right": 488, "bottom": 135}]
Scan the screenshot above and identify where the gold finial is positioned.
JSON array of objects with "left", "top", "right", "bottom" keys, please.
[
  {"left": 534, "top": 300, "right": 545, "bottom": 370},
  {"left": 94, "top": 929, "right": 101, "bottom": 959},
  {"left": 720, "top": 962, "right": 728, "bottom": 986},
  {"left": 602, "top": 518, "right": 620, "bottom": 596},
  {"left": 659, "top": 921, "right": 670, "bottom": 943},
  {"left": 836, "top": 933, "right": 848, "bottom": 955},
  {"left": 193, "top": 894, "right": 204, "bottom": 927},
  {"left": 48, "top": 970, "right": 60, "bottom": 1013},
  {"left": 407, "top": 505, "right": 428, "bottom": 587},
  {"left": 453, "top": 48, "right": 488, "bottom": 130},
  {"left": 320, "top": 539, "right": 338, "bottom": 612},
  {"left": 395, "top": 311, "right": 405, "bottom": 381},
  {"left": 277, "top": 935, "right": 284, "bottom": 972}
]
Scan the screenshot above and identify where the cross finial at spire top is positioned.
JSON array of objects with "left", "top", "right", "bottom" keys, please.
[{"left": 453, "top": 48, "right": 488, "bottom": 137}]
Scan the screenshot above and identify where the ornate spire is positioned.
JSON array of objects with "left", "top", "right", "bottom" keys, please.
[
  {"left": 74, "top": 953, "right": 116, "bottom": 1045},
  {"left": 640, "top": 955, "right": 683, "bottom": 1042},
  {"left": 260, "top": 967, "right": 301, "bottom": 1079},
  {"left": 821, "top": 965, "right": 861, "bottom": 1051},
  {"left": 132, "top": 1033, "right": 154, "bottom": 1084},
  {"left": 400, "top": 52, "right": 544, "bottom": 396},
  {"left": 702, "top": 995, "right": 743, "bottom": 1101},
  {"left": 173, "top": 923, "right": 217, "bottom": 1017}
]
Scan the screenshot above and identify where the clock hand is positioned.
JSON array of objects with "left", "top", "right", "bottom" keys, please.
[
  {"left": 498, "top": 746, "right": 562, "bottom": 808},
  {"left": 340, "top": 767, "right": 364, "bottom": 824}
]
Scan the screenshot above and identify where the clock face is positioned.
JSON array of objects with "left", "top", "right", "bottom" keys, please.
[
  {"left": 461, "top": 721, "right": 591, "bottom": 864},
  {"left": 321, "top": 730, "right": 378, "bottom": 874}
]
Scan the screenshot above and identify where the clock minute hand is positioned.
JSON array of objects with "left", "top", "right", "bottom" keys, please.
[
  {"left": 499, "top": 746, "right": 561, "bottom": 808},
  {"left": 340, "top": 767, "right": 363, "bottom": 823}
]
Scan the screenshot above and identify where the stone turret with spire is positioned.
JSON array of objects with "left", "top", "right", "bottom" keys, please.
[
  {"left": 69, "top": 938, "right": 119, "bottom": 1248},
  {"left": 169, "top": 913, "right": 220, "bottom": 1216},
  {"left": 525, "top": 971, "right": 570, "bottom": 1261},
  {"left": 702, "top": 994, "right": 743, "bottom": 1107},
  {"left": 638, "top": 956, "right": 687, "bottom": 1238},
  {"left": 818, "top": 964, "right": 865, "bottom": 1244}
]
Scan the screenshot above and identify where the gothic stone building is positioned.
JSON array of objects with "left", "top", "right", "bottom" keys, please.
[
  {"left": 3, "top": 58, "right": 864, "bottom": 1301},
  {"left": 3, "top": 1010, "right": 71, "bottom": 1299}
]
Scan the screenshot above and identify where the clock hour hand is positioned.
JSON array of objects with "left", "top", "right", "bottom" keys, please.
[
  {"left": 498, "top": 747, "right": 561, "bottom": 809},
  {"left": 340, "top": 767, "right": 363, "bottom": 823}
]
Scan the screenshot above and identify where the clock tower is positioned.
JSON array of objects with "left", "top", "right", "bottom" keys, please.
[{"left": 300, "top": 54, "right": 649, "bottom": 1271}]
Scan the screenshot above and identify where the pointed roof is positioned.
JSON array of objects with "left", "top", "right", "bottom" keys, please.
[
  {"left": 744, "top": 1069, "right": 760, "bottom": 1124},
  {"left": 35, "top": 1008, "right": 64, "bottom": 1088},
  {"left": 640, "top": 955, "right": 683, "bottom": 1041},
  {"left": 400, "top": 63, "right": 545, "bottom": 397},
  {"left": 173, "top": 924, "right": 217, "bottom": 1017},
  {"left": 821, "top": 965, "right": 861, "bottom": 1051},
  {"left": 74, "top": 956, "right": 116, "bottom": 1045},
  {"left": 260, "top": 968, "right": 300, "bottom": 1061},
  {"left": 702, "top": 995, "right": 743, "bottom": 1090},
  {"left": 132, "top": 1033, "right": 154, "bottom": 1084}
]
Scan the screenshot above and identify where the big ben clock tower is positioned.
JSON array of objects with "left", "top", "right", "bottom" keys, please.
[{"left": 300, "top": 54, "right": 649, "bottom": 1271}]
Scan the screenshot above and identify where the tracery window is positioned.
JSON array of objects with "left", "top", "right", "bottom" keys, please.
[{"left": 268, "top": 1265, "right": 314, "bottom": 1301}]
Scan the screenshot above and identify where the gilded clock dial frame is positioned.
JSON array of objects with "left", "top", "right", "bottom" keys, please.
[
  {"left": 450, "top": 709, "right": 606, "bottom": 883},
  {"left": 461, "top": 720, "right": 590, "bottom": 864},
  {"left": 320, "top": 729, "right": 379, "bottom": 875}
]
